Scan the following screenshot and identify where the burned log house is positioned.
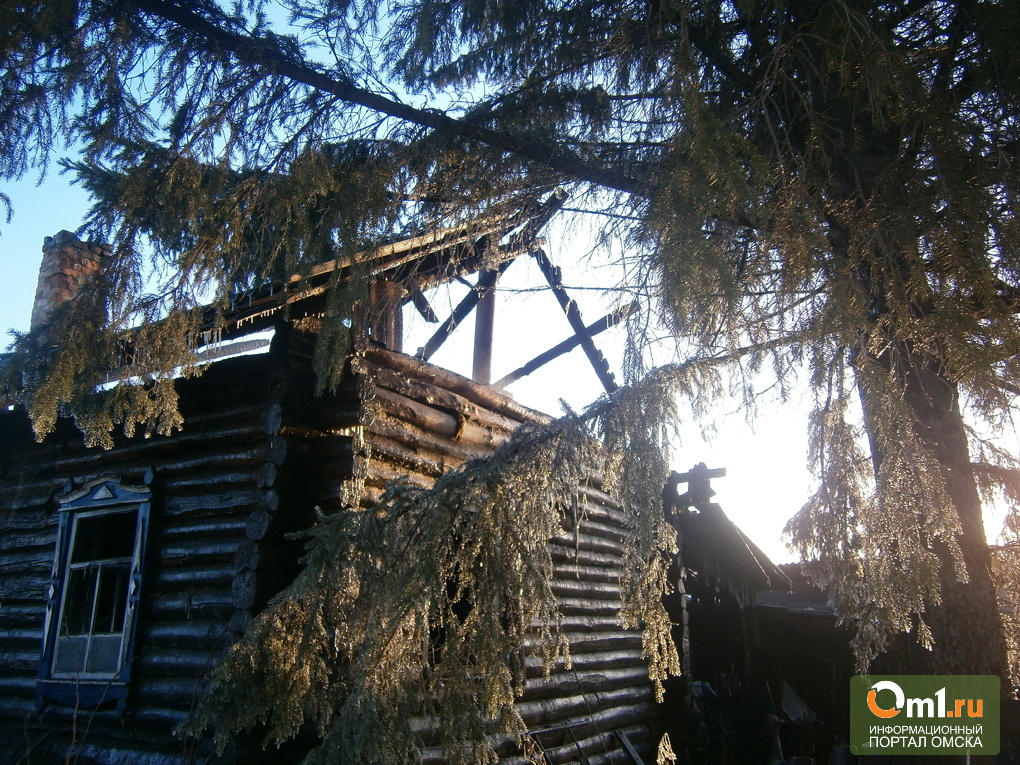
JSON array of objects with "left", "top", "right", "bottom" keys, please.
[{"left": 0, "top": 193, "right": 802, "bottom": 764}]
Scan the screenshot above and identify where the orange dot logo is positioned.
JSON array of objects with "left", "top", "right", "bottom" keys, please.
[{"left": 867, "top": 680, "right": 904, "bottom": 718}]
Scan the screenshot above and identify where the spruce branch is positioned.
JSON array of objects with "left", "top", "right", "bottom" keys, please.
[{"left": 131, "top": 0, "right": 650, "bottom": 196}]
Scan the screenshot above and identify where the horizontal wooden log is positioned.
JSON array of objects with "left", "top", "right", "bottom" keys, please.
[
  {"left": 546, "top": 631, "right": 642, "bottom": 655},
  {"left": 0, "top": 602, "right": 45, "bottom": 628},
  {"left": 363, "top": 347, "right": 549, "bottom": 426},
  {"left": 548, "top": 530, "right": 625, "bottom": 557},
  {"left": 141, "top": 620, "right": 235, "bottom": 650},
  {"left": 0, "top": 573, "right": 47, "bottom": 600},
  {"left": 0, "top": 548, "right": 52, "bottom": 573},
  {"left": 0, "top": 476, "right": 65, "bottom": 505},
  {"left": 552, "top": 562, "right": 620, "bottom": 585},
  {"left": 555, "top": 597, "right": 622, "bottom": 617},
  {"left": 577, "top": 483, "right": 624, "bottom": 514},
  {"left": 356, "top": 485, "right": 387, "bottom": 508},
  {"left": 514, "top": 684, "right": 654, "bottom": 732},
  {"left": 372, "top": 385, "right": 471, "bottom": 437},
  {"left": 310, "top": 403, "right": 362, "bottom": 429},
  {"left": 538, "top": 717, "right": 656, "bottom": 765},
  {"left": 0, "top": 650, "right": 42, "bottom": 674},
  {"left": 456, "top": 726, "right": 651, "bottom": 765},
  {"left": 548, "top": 543, "right": 623, "bottom": 569},
  {"left": 521, "top": 666, "right": 652, "bottom": 702},
  {"left": 364, "top": 360, "right": 521, "bottom": 429},
  {"left": 159, "top": 537, "right": 240, "bottom": 564},
  {"left": 159, "top": 469, "right": 257, "bottom": 492},
  {"left": 0, "top": 675, "right": 36, "bottom": 698},
  {"left": 363, "top": 463, "right": 434, "bottom": 491},
  {"left": 161, "top": 489, "right": 262, "bottom": 517},
  {"left": 277, "top": 431, "right": 354, "bottom": 460},
  {"left": 159, "top": 515, "right": 249, "bottom": 541},
  {"left": 0, "top": 492, "right": 56, "bottom": 514},
  {"left": 524, "top": 717, "right": 654, "bottom": 756},
  {"left": 133, "top": 676, "right": 208, "bottom": 706},
  {"left": 16, "top": 697, "right": 130, "bottom": 724},
  {"left": 524, "top": 649, "right": 646, "bottom": 678},
  {"left": 176, "top": 399, "right": 266, "bottom": 425},
  {"left": 46, "top": 423, "right": 268, "bottom": 473},
  {"left": 553, "top": 615, "right": 628, "bottom": 633},
  {"left": 0, "top": 626, "right": 44, "bottom": 648},
  {"left": 415, "top": 689, "right": 655, "bottom": 756},
  {"left": 0, "top": 519, "right": 49, "bottom": 547},
  {"left": 366, "top": 414, "right": 495, "bottom": 465},
  {"left": 420, "top": 714, "right": 654, "bottom": 765},
  {"left": 550, "top": 578, "right": 621, "bottom": 601},
  {"left": 372, "top": 384, "right": 517, "bottom": 442},
  {"left": 147, "top": 588, "right": 235, "bottom": 621},
  {"left": 155, "top": 444, "right": 277, "bottom": 476},
  {"left": 362, "top": 435, "right": 460, "bottom": 479},
  {"left": 152, "top": 563, "right": 236, "bottom": 589},
  {"left": 559, "top": 516, "right": 627, "bottom": 544},
  {"left": 125, "top": 705, "right": 192, "bottom": 728},
  {"left": 137, "top": 647, "right": 220, "bottom": 678}
]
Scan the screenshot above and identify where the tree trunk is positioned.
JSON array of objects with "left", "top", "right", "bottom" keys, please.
[
  {"left": 896, "top": 350, "right": 1008, "bottom": 679},
  {"left": 858, "top": 347, "right": 1008, "bottom": 680}
]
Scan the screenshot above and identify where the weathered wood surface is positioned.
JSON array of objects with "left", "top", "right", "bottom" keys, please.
[
  {"left": 349, "top": 348, "right": 661, "bottom": 764},
  {"left": 0, "top": 353, "right": 280, "bottom": 751},
  {"left": 0, "top": 339, "right": 661, "bottom": 764}
]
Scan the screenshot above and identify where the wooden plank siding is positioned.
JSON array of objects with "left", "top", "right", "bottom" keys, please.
[{"left": 0, "top": 331, "right": 662, "bottom": 764}]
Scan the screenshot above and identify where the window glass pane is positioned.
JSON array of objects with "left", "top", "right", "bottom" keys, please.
[
  {"left": 53, "top": 636, "right": 88, "bottom": 674},
  {"left": 70, "top": 510, "right": 138, "bottom": 563},
  {"left": 61, "top": 567, "right": 96, "bottom": 636},
  {"left": 85, "top": 635, "right": 123, "bottom": 675},
  {"left": 93, "top": 564, "right": 130, "bottom": 634}
]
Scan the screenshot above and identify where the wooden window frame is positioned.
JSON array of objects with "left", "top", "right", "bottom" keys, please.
[{"left": 36, "top": 474, "right": 152, "bottom": 713}]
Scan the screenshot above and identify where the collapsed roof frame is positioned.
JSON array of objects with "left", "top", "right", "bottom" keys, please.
[{"left": 195, "top": 189, "right": 635, "bottom": 392}]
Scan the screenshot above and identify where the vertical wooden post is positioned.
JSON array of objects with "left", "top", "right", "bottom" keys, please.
[
  {"left": 369, "top": 278, "right": 404, "bottom": 352},
  {"left": 472, "top": 269, "right": 496, "bottom": 384}
]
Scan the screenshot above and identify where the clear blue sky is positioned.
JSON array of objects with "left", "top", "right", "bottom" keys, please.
[{"left": 1, "top": 171, "right": 94, "bottom": 335}]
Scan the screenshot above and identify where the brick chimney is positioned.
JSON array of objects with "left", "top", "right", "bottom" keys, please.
[{"left": 30, "top": 231, "right": 109, "bottom": 331}]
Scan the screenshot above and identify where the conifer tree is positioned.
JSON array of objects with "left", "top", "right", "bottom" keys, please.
[{"left": 2, "top": 0, "right": 1019, "bottom": 747}]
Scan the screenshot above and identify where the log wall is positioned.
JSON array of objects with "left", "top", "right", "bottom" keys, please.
[
  {"left": 0, "top": 334, "right": 662, "bottom": 764},
  {"left": 353, "top": 346, "right": 661, "bottom": 765},
  {"left": 0, "top": 352, "right": 292, "bottom": 763}
]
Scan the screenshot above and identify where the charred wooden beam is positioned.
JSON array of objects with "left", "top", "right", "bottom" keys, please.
[
  {"left": 494, "top": 302, "right": 637, "bottom": 389},
  {"left": 666, "top": 462, "right": 726, "bottom": 513},
  {"left": 416, "top": 256, "right": 510, "bottom": 362},
  {"left": 409, "top": 284, "right": 439, "bottom": 323},
  {"left": 368, "top": 278, "right": 405, "bottom": 352},
  {"left": 531, "top": 248, "right": 619, "bottom": 394},
  {"left": 472, "top": 268, "right": 497, "bottom": 385}
]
